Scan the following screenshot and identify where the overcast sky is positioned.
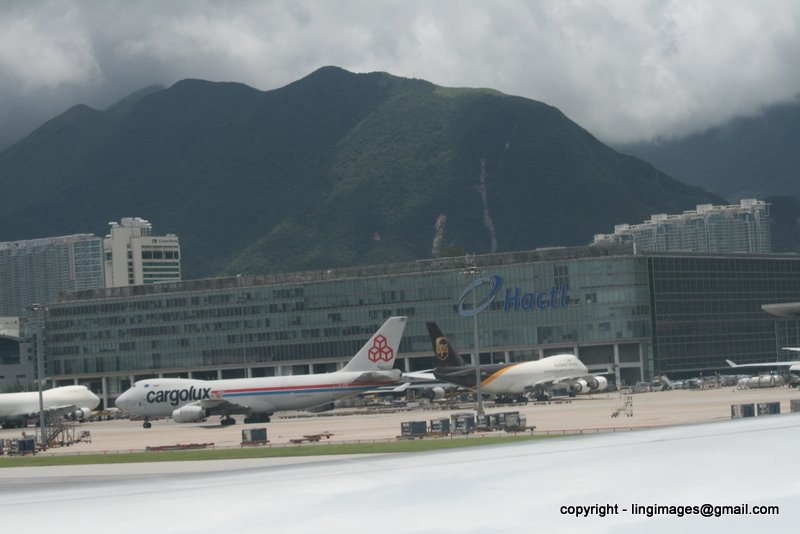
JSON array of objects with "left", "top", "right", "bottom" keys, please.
[{"left": 1, "top": 0, "right": 799, "bottom": 149}]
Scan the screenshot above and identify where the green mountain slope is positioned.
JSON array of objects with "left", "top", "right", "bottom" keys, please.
[
  {"left": 0, "top": 67, "right": 722, "bottom": 278},
  {"left": 619, "top": 100, "right": 800, "bottom": 200}
]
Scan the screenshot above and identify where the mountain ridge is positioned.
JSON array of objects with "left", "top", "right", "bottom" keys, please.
[{"left": 0, "top": 67, "right": 723, "bottom": 278}]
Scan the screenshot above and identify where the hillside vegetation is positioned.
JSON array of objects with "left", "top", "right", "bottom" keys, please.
[{"left": 0, "top": 67, "right": 721, "bottom": 278}]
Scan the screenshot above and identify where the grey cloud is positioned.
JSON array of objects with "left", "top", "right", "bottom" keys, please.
[{"left": 1, "top": 0, "right": 799, "bottom": 149}]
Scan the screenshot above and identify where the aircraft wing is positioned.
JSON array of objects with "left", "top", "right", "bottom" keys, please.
[
  {"left": 352, "top": 370, "right": 402, "bottom": 384},
  {"left": 46, "top": 404, "right": 84, "bottom": 416},
  {"left": 8, "top": 404, "right": 89, "bottom": 420},
  {"left": 366, "top": 382, "right": 413, "bottom": 394},
  {"left": 528, "top": 377, "right": 557, "bottom": 389},
  {"left": 526, "top": 373, "right": 613, "bottom": 395},
  {"left": 361, "top": 369, "right": 420, "bottom": 394},
  {"left": 365, "top": 379, "right": 453, "bottom": 394},
  {"left": 726, "top": 359, "right": 800, "bottom": 368},
  {"left": 530, "top": 375, "right": 583, "bottom": 389},
  {"left": 402, "top": 370, "right": 437, "bottom": 382}
]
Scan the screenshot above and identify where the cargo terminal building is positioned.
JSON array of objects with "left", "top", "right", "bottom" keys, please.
[{"left": 40, "top": 243, "right": 800, "bottom": 408}]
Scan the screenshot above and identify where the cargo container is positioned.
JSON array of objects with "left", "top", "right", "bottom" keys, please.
[
  {"left": 790, "top": 399, "right": 800, "bottom": 413},
  {"left": 757, "top": 402, "right": 781, "bottom": 416},
  {"left": 503, "top": 412, "right": 527, "bottom": 431},
  {"left": 9, "top": 437, "right": 37, "bottom": 455},
  {"left": 730, "top": 403, "right": 756, "bottom": 418},
  {"left": 401, "top": 421, "right": 428, "bottom": 437},
  {"left": 451, "top": 412, "right": 475, "bottom": 434},
  {"left": 476, "top": 414, "right": 491, "bottom": 430},
  {"left": 429, "top": 418, "right": 451, "bottom": 434},
  {"left": 241, "top": 428, "right": 268, "bottom": 445}
]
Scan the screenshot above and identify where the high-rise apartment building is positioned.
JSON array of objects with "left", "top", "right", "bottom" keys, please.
[
  {"left": 592, "top": 199, "right": 771, "bottom": 253},
  {"left": 0, "top": 315, "right": 44, "bottom": 389},
  {"left": 0, "top": 234, "right": 104, "bottom": 316},
  {"left": 103, "top": 217, "right": 181, "bottom": 287}
]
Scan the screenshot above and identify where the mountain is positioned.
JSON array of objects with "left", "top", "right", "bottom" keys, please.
[
  {"left": 619, "top": 99, "right": 800, "bottom": 200},
  {"left": 0, "top": 67, "right": 722, "bottom": 279}
]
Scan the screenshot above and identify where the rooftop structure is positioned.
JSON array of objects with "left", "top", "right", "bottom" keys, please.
[{"left": 592, "top": 199, "right": 771, "bottom": 253}]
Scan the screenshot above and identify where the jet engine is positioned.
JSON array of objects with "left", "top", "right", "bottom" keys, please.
[
  {"left": 171, "top": 405, "right": 207, "bottom": 423},
  {"left": 421, "top": 386, "right": 446, "bottom": 401},
  {"left": 588, "top": 376, "right": 609, "bottom": 391},
  {"left": 67, "top": 407, "right": 93, "bottom": 421},
  {"left": 570, "top": 379, "right": 589, "bottom": 394}
]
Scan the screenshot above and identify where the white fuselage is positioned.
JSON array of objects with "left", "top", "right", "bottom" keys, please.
[
  {"left": 481, "top": 354, "right": 590, "bottom": 394},
  {"left": 117, "top": 370, "right": 400, "bottom": 417},
  {"left": 0, "top": 385, "right": 100, "bottom": 419}
]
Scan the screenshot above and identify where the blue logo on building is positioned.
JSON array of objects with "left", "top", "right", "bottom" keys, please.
[
  {"left": 457, "top": 275, "right": 504, "bottom": 317},
  {"left": 457, "top": 274, "right": 569, "bottom": 317},
  {"left": 503, "top": 283, "right": 569, "bottom": 311}
]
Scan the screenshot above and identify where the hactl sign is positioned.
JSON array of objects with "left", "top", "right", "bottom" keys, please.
[{"left": 457, "top": 274, "right": 569, "bottom": 317}]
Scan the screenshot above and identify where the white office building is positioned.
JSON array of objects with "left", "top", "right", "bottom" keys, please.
[
  {"left": 103, "top": 218, "right": 181, "bottom": 287},
  {"left": 592, "top": 199, "right": 771, "bottom": 253}
]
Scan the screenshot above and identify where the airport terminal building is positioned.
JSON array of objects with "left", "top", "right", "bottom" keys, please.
[{"left": 39, "top": 243, "right": 800, "bottom": 408}]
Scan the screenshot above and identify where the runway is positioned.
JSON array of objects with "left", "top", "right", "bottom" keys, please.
[{"left": 1, "top": 413, "right": 798, "bottom": 533}]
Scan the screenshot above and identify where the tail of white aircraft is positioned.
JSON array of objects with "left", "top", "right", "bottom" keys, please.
[{"left": 341, "top": 316, "right": 407, "bottom": 372}]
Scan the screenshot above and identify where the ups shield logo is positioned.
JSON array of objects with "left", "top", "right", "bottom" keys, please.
[{"left": 435, "top": 336, "right": 450, "bottom": 361}]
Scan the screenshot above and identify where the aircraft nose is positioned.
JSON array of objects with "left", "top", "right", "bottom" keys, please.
[{"left": 116, "top": 389, "right": 132, "bottom": 411}]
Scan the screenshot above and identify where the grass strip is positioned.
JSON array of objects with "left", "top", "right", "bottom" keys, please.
[{"left": 0, "top": 433, "right": 557, "bottom": 468}]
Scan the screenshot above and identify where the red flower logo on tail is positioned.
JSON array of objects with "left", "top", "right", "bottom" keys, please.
[{"left": 368, "top": 334, "right": 394, "bottom": 362}]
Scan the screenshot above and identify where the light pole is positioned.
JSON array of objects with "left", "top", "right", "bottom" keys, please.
[
  {"left": 460, "top": 264, "right": 486, "bottom": 418},
  {"left": 238, "top": 293, "right": 248, "bottom": 376},
  {"left": 29, "top": 304, "right": 47, "bottom": 449}
]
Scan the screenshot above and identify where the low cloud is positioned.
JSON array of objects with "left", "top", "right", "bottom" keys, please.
[{"left": 1, "top": 0, "right": 799, "bottom": 148}]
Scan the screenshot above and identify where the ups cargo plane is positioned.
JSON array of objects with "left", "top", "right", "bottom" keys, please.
[
  {"left": 425, "top": 322, "right": 611, "bottom": 401},
  {"left": 116, "top": 316, "right": 406, "bottom": 427}
]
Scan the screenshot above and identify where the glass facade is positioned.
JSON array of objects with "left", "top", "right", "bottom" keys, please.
[
  {"left": 44, "top": 244, "right": 650, "bottom": 398},
  {"left": 0, "top": 337, "right": 20, "bottom": 365},
  {"left": 647, "top": 253, "right": 800, "bottom": 375},
  {"left": 41, "top": 243, "right": 800, "bottom": 402}
]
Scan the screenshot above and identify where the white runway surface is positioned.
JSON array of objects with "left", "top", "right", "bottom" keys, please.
[{"left": 2, "top": 414, "right": 798, "bottom": 533}]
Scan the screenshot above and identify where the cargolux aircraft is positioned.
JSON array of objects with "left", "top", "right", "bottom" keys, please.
[
  {"left": 116, "top": 316, "right": 407, "bottom": 428},
  {"left": 425, "top": 322, "right": 610, "bottom": 402},
  {"left": 0, "top": 385, "right": 100, "bottom": 429}
]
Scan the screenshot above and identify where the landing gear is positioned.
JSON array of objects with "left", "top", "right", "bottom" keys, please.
[
  {"left": 220, "top": 416, "right": 236, "bottom": 426},
  {"left": 496, "top": 395, "right": 528, "bottom": 405},
  {"left": 143, "top": 419, "right": 152, "bottom": 429},
  {"left": 243, "top": 413, "right": 272, "bottom": 424},
  {"left": 2, "top": 420, "right": 27, "bottom": 429},
  {"left": 533, "top": 392, "right": 551, "bottom": 402}
]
